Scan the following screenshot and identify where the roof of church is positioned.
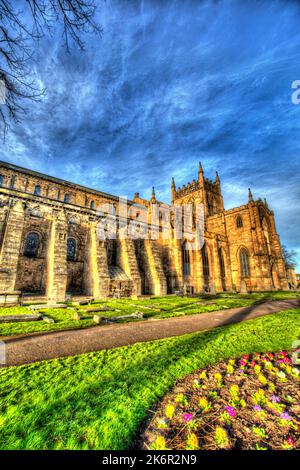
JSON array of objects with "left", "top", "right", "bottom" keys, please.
[
  {"left": 0, "top": 160, "right": 134, "bottom": 203},
  {"left": 108, "top": 266, "right": 130, "bottom": 281}
]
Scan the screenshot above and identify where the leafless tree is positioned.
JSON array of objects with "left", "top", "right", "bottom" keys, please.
[
  {"left": 282, "top": 245, "right": 297, "bottom": 270},
  {"left": 0, "top": 0, "right": 101, "bottom": 136}
]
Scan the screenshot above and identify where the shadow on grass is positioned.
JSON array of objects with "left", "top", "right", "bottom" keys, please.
[{"left": 216, "top": 298, "right": 300, "bottom": 329}]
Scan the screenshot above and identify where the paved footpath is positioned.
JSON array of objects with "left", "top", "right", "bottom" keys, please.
[{"left": 2, "top": 298, "right": 299, "bottom": 367}]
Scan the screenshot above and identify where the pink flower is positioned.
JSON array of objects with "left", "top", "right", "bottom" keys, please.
[
  {"left": 280, "top": 412, "right": 292, "bottom": 421},
  {"left": 225, "top": 406, "right": 236, "bottom": 418},
  {"left": 287, "top": 437, "right": 295, "bottom": 447},
  {"left": 271, "top": 395, "right": 280, "bottom": 403},
  {"left": 183, "top": 413, "right": 193, "bottom": 422},
  {"left": 278, "top": 351, "right": 287, "bottom": 358},
  {"left": 254, "top": 405, "right": 262, "bottom": 412}
]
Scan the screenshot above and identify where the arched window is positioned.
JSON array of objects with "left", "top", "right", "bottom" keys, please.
[
  {"left": 0, "top": 175, "right": 3, "bottom": 187},
  {"left": 202, "top": 243, "right": 210, "bottom": 285},
  {"left": 218, "top": 247, "right": 226, "bottom": 291},
  {"left": 24, "top": 232, "right": 40, "bottom": 258},
  {"left": 64, "top": 194, "right": 71, "bottom": 203},
  {"left": 182, "top": 241, "right": 191, "bottom": 276},
  {"left": 240, "top": 248, "right": 250, "bottom": 277},
  {"left": 34, "top": 185, "right": 41, "bottom": 196},
  {"left": 67, "top": 237, "right": 76, "bottom": 261},
  {"left": 218, "top": 248, "right": 226, "bottom": 279},
  {"left": 236, "top": 215, "right": 243, "bottom": 228},
  {"left": 90, "top": 200, "right": 95, "bottom": 209}
]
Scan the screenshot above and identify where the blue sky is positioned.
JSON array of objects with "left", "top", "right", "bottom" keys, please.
[{"left": 1, "top": 0, "right": 300, "bottom": 269}]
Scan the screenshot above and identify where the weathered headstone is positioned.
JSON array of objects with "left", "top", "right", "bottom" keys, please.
[
  {"left": 210, "top": 284, "right": 216, "bottom": 295},
  {"left": 72, "top": 312, "right": 82, "bottom": 321},
  {"left": 93, "top": 315, "right": 103, "bottom": 324},
  {"left": 28, "top": 304, "right": 67, "bottom": 310},
  {"left": 240, "top": 280, "right": 248, "bottom": 294},
  {"left": 41, "top": 316, "right": 55, "bottom": 324}
]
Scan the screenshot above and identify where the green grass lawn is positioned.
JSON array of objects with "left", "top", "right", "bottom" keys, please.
[
  {"left": 0, "top": 307, "right": 95, "bottom": 336},
  {"left": 0, "top": 308, "right": 299, "bottom": 450},
  {"left": 86, "top": 291, "right": 299, "bottom": 320},
  {"left": 0, "top": 290, "right": 298, "bottom": 337}
]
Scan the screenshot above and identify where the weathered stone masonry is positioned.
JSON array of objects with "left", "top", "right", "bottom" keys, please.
[{"left": 0, "top": 160, "right": 290, "bottom": 303}]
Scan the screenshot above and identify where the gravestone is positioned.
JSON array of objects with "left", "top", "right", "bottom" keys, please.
[
  {"left": 210, "top": 284, "right": 216, "bottom": 295},
  {"left": 240, "top": 280, "right": 248, "bottom": 294}
]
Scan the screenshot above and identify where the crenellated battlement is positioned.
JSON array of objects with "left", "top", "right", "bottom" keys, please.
[{"left": 174, "top": 179, "right": 199, "bottom": 198}]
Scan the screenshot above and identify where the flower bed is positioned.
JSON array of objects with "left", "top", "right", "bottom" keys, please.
[{"left": 140, "top": 351, "right": 300, "bottom": 450}]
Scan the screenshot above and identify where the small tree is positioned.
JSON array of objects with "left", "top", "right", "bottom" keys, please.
[{"left": 0, "top": 0, "right": 101, "bottom": 135}]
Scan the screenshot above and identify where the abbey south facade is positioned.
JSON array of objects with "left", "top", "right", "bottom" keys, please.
[{"left": 0, "top": 160, "right": 289, "bottom": 304}]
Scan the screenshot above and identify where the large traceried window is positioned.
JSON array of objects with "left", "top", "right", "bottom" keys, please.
[
  {"left": 240, "top": 248, "right": 250, "bottom": 277},
  {"left": 218, "top": 248, "right": 226, "bottom": 278},
  {"left": 67, "top": 237, "right": 76, "bottom": 261},
  {"left": 182, "top": 241, "right": 191, "bottom": 277},
  {"left": 24, "top": 232, "right": 40, "bottom": 258},
  {"left": 218, "top": 247, "right": 226, "bottom": 291},
  {"left": 202, "top": 244, "right": 210, "bottom": 285}
]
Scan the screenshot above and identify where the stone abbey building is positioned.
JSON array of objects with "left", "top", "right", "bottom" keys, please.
[{"left": 0, "top": 160, "right": 289, "bottom": 303}]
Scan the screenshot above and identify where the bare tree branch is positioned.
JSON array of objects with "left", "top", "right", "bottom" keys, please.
[
  {"left": 0, "top": 0, "right": 102, "bottom": 137},
  {"left": 282, "top": 245, "right": 297, "bottom": 270}
]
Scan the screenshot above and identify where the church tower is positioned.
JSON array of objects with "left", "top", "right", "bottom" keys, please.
[{"left": 171, "top": 162, "right": 224, "bottom": 217}]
